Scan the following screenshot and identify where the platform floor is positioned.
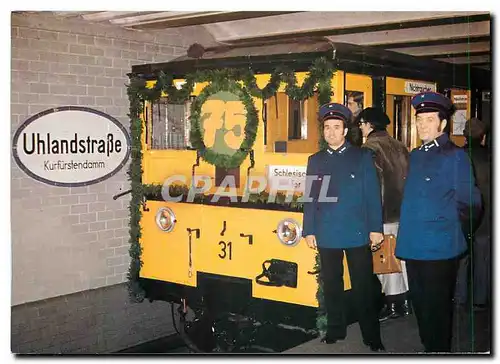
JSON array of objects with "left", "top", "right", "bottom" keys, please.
[{"left": 285, "top": 304, "right": 491, "bottom": 354}]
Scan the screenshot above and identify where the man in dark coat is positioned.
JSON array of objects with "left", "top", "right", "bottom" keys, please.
[
  {"left": 455, "top": 117, "right": 491, "bottom": 308},
  {"left": 302, "top": 102, "right": 385, "bottom": 351},
  {"left": 395, "top": 92, "right": 482, "bottom": 352},
  {"left": 357, "top": 107, "right": 411, "bottom": 321}
]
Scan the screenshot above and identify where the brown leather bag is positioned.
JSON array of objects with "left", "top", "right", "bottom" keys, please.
[{"left": 371, "top": 234, "right": 402, "bottom": 274}]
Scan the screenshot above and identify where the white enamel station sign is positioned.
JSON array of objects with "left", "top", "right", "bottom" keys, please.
[{"left": 13, "top": 106, "right": 131, "bottom": 187}]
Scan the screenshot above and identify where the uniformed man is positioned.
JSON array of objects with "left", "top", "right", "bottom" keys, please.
[
  {"left": 395, "top": 92, "right": 482, "bottom": 353},
  {"left": 302, "top": 102, "right": 385, "bottom": 351}
]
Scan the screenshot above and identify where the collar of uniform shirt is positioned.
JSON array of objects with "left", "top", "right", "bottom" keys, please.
[
  {"left": 326, "top": 141, "right": 350, "bottom": 155},
  {"left": 418, "top": 133, "right": 449, "bottom": 152}
]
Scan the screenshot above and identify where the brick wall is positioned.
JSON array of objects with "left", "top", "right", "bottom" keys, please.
[
  {"left": 11, "top": 283, "right": 175, "bottom": 353},
  {"left": 11, "top": 11, "right": 214, "bottom": 353}
]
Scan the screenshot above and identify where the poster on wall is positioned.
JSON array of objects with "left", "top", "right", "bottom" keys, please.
[
  {"left": 451, "top": 90, "right": 469, "bottom": 136},
  {"left": 452, "top": 110, "right": 468, "bottom": 136},
  {"left": 482, "top": 91, "right": 491, "bottom": 102},
  {"left": 12, "top": 106, "right": 131, "bottom": 187}
]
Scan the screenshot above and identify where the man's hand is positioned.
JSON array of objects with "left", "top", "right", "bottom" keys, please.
[
  {"left": 369, "top": 232, "right": 384, "bottom": 250},
  {"left": 305, "top": 235, "right": 317, "bottom": 250}
]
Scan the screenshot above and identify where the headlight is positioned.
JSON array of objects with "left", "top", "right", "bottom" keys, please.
[
  {"left": 155, "top": 207, "right": 176, "bottom": 232},
  {"left": 276, "top": 219, "right": 302, "bottom": 246}
]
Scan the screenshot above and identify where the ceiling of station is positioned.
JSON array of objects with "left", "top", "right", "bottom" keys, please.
[{"left": 52, "top": 11, "right": 491, "bottom": 71}]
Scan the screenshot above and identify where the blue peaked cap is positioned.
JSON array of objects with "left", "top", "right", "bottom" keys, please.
[
  {"left": 319, "top": 102, "right": 352, "bottom": 123},
  {"left": 411, "top": 91, "right": 454, "bottom": 115}
]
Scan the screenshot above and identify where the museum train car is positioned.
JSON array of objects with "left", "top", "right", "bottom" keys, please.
[{"left": 120, "top": 38, "right": 489, "bottom": 351}]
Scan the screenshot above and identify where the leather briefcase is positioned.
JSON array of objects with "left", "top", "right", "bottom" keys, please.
[{"left": 372, "top": 234, "right": 402, "bottom": 274}]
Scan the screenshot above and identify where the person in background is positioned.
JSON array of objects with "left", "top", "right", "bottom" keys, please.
[
  {"left": 357, "top": 107, "right": 411, "bottom": 322},
  {"left": 347, "top": 91, "right": 364, "bottom": 120},
  {"left": 395, "top": 92, "right": 482, "bottom": 352},
  {"left": 455, "top": 117, "right": 490, "bottom": 310},
  {"left": 346, "top": 91, "right": 364, "bottom": 146},
  {"left": 302, "top": 102, "right": 385, "bottom": 352}
]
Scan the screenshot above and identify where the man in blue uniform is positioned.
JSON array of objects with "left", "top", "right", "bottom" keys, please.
[
  {"left": 395, "top": 92, "right": 482, "bottom": 352},
  {"left": 302, "top": 103, "right": 385, "bottom": 351}
]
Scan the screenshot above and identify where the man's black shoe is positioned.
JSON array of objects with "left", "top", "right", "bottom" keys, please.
[
  {"left": 369, "top": 343, "right": 386, "bottom": 352},
  {"left": 321, "top": 333, "right": 346, "bottom": 344},
  {"left": 398, "top": 299, "right": 413, "bottom": 316},
  {"left": 379, "top": 303, "right": 400, "bottom": 322},
  {"left": 363, "top": 340, "right": 386, "bottom": 352},
  {"left": 321, "top": 336, "right": 338, "bottom": 344}
]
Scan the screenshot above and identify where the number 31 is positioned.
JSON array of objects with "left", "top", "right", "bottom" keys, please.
[{"left": 218, "top": 241, "right": 232, "bottom": 260}]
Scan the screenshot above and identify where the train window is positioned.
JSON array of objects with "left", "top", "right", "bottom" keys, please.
[
  {"left": 392, "top": 95, "right": 416, "bottom": 150},
  {"left": 288, "top": 98, "right": 308, "bottom": 140},
  {"left": 150, "top": 97, "right": 193, "bottom": 150}
]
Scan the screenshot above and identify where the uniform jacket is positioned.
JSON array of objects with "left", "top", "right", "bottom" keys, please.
[
  {"left": 302, "top": 141, "right": 383, "bottom": 249},
  {"left": 362, "top": 130, "right": 409, "bottom": 223},
  {"left": 395, "top": 133, "right": 482, "bottom": 260}
]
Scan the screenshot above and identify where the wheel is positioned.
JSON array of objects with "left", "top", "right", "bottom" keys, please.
[{"left": 171, "top": 301, "right": 216, "bottom": 352}]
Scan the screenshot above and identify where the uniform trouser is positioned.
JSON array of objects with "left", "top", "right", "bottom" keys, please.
[
  {"left": 406, "top": 258, "right": 459, "bottom": 352},
  {"left": 377, "top": 222, "right": 409, "bottom": 296},
  {"left": 318, "top": 245, "right": 382, "bottom": 345}
]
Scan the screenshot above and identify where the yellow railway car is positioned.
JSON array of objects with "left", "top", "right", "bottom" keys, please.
[{"left": 122, "top": 38, "right": 488, "bottom": 351}]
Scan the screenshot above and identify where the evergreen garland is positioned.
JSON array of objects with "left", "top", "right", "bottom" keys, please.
[
  {"left": 189, "top": 79, "right": 259, "bottom": 169},
  {"left": 126, "top": 57, "right": 336, "bottom": 333},
  {"left": 125, "top": 77, "right": 147, "bottom": 303},
  {"left": 143, "top": 183, "right": 305, "bottom": 211}
]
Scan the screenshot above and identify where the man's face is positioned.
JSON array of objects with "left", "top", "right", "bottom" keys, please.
[
  {"left": 359, "top": 120, "right": 372, "bottom": 138},
  {"left": 347, "top": 97, "right": 362, "bottom": 117},
  {"left": 323, "top": 118, "right": 347, "bottom": 148},
  {"left": 416, "top": 111, "right": 444, "bottom": 143}
]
